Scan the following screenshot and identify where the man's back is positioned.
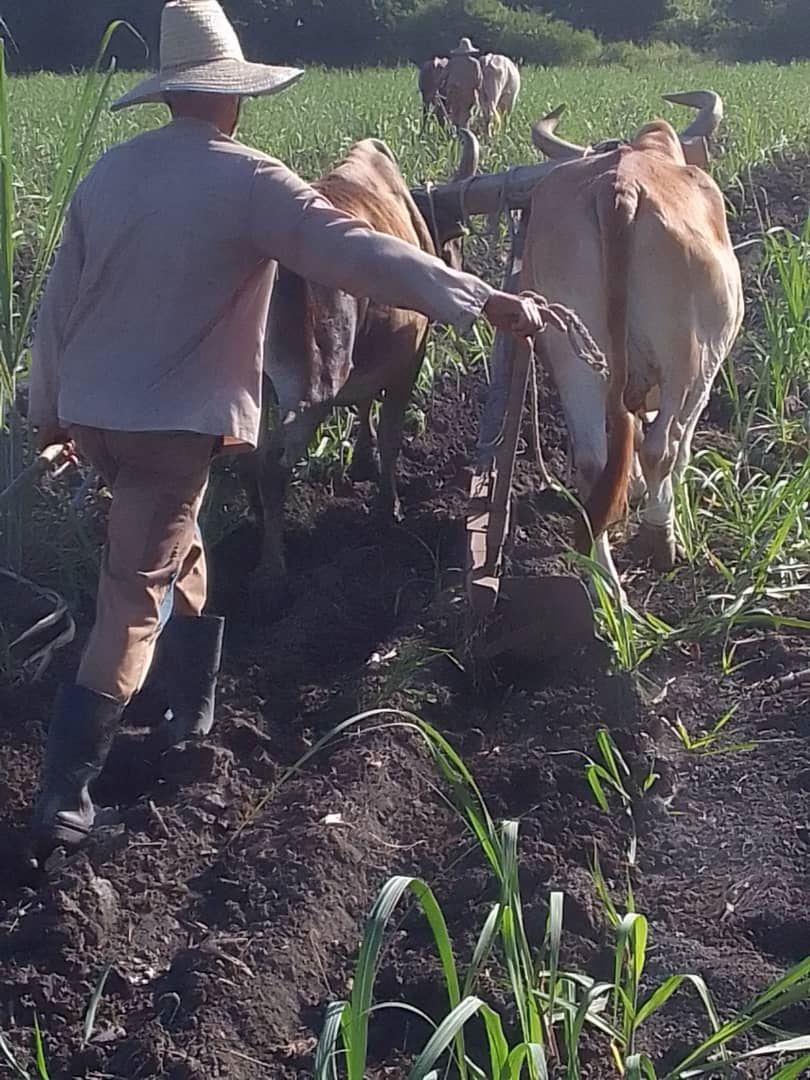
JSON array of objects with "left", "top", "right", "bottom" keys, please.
[
  {"left": 446, "top": 53, "right": 481, "bottom": 91},
  {"left": 56, "top": 119, "right": 272, "bottom": 436}
]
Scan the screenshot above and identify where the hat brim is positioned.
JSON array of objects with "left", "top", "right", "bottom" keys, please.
[{"left": 111, "top": 59, "right": 305, "bottom": 111}]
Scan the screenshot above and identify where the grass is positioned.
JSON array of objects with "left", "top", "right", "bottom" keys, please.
[
  {"left": 7, "top": 60, "right": 810, "bottom": 215},
  {"left": 302, "top": 712, "right": 810, "bottom": 1079},
  {"left": 2, "top": 42, "right": 810, "bottom": 1080}
]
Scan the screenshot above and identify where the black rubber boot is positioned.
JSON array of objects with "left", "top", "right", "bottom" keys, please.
[
  {"left": 32, "top": 683, "right": 124, "bottom": 856},
  {"left": 158, "top": 614, "right": 225, "bottom": 743}
]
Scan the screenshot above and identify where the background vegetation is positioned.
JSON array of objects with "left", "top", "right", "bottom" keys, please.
[
  {"left": 2, "top": 12, "right": 810, "bottom": 1075},
  {"left": 5, "top": 59, "right": 810, "bottom": 643},
  {"left": 2, "top": 0, "right": 810, "bottom": 73}
]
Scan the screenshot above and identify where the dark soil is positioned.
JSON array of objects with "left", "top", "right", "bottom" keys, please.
[{"left": 1, "top": 158, "right": 810, "bottom": 1080}]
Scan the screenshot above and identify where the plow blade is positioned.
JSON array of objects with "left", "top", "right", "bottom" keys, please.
[{"left": 472, "top": 575, "right": 595, "bottom": 663}]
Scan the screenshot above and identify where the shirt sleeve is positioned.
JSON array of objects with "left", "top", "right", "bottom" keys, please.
[
  {"left": 28, "top": 197, "right": 85, "bottom": 430},
  {"left": 246, "top": 158, "right": 493, "bottom": 333}
]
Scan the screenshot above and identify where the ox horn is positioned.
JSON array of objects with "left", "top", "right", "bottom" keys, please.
[
  {"left": 662, "top": 90, "right": 723, "bottom": 139},
  {"left": 530, "top": 104, "right": 587, "bottom": 160},
  {"left": 452, "top": 128, "right": 480, "bottom": 181}
]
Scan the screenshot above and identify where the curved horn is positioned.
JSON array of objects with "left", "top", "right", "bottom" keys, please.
[
  {"left": 530, "top": 104, "right": 587, "bottom": 160},
  {"left": 452, "top": 127, "right": 480, "bottom": 181},
  {"left": 662, "top": 90, "right": 723, "bottom": 139}
]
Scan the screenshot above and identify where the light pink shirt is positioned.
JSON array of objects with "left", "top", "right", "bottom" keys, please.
[{"left": 29, "top": 117, "right": 492, "bottom": 448}]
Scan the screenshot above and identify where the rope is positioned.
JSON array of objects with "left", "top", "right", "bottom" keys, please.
[
  {"left": 478, "top": 296, "right": 608, "bottom": 455},
  {"left": 543, "top": 300, "right": 609, "bottom": 379}
]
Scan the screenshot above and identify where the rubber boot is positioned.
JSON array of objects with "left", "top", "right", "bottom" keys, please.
[
  {"left": 158, "top": 614, "right": 225, "bottom": 743},
  {"left": 32, "top": 683, "right": 124, "bottom": 856}
]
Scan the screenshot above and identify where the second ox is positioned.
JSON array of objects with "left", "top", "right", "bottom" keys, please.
[
  {"left": 479, "top": 53, "right": 520, "bottom": 136},
  {"left": 418, "top": 57, "right": 449, "bottom": 128},
  {"left": 523, "top": 91, "right": 744, "bottom": 590},
  {"left": 247, "top": 133, "right": 480, "bottom": 583}
]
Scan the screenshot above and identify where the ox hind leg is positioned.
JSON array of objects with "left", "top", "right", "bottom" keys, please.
[
  {"left": 376, "top": 338, "right": 427, "bottom": 523},
  {"left": 636, "top": 380, "right": 691, "bottom": 572},
  {"left": 254, "top": 432, "right": 290, "bottom": 583},
  {"left": 543, "top": 340, "right": 626, "bottom": 598},
  {"left": 637, "top": 346, "right": 717, "bottom": 571},
  {"left": 636, "top": 391, "right": 684, "bottom": 571},
  {"left": 252, "top": 404, "right": 330, "bottom": 597},
  {"left": 349, "top": 399, "right": 379, "bottom": 483}
]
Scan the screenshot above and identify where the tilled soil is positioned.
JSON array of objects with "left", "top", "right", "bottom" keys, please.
[{"left": 1, "top": 157, "right": 810, "bottom": 1079}]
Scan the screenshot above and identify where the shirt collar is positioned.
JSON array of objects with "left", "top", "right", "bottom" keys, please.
[{"left": 167, "top": 117, "right": 223, "bottom": 136}]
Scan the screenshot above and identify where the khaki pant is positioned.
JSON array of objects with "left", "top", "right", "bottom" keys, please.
[{"left": 71, "top": 428, "right": 217, "bottom": 702}]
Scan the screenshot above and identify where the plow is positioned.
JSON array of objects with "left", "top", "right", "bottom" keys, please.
[
  {"left": 459, "top": 198, "right": 596, "bottom": 667},
  {"left": 412, "top": 139, "right": 601, "bottom": 666},
  {"left": 0, "top": 443, "right": 77, "bottom": 681}
]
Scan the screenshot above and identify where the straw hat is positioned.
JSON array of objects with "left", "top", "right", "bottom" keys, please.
[
  {"left": 111, "top": 0, "right": 304, "bottom": 111},
  {"left": 450, "top": 37, "right": 479, "bottom": 56}
]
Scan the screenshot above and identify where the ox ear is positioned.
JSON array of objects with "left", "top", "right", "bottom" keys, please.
[{"left": 680, "top": 135, "right": 709, "bottom": 169}]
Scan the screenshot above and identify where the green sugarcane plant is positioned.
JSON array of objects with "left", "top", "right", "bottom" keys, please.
[{"left": 0, "top": 24, "right": 140, "bottom": 679}]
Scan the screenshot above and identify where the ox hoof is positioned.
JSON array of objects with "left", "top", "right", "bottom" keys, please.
[
  {"left": 635, "top": 524, "right": 680, "bottom": 572},
  {"left": 349, "top": 451, "right": 379, "bottom": 484}
]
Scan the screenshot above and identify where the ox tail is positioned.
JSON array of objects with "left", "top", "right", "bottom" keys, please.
[{"left": 577, "top": 179, "right": 637, "bottom": 550}]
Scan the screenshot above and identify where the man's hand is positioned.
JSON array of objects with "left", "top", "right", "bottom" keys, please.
[
  {"left": 483, "top": 291, "right": 567, "bottom": 340},
  {"left": 33, "top": 425, "right": 77, "bottom": 469},
  {"left": 34, "top": 424, "right": 69, "bottom": 453}
]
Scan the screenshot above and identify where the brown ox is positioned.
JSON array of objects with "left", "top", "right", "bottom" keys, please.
[
  {"left": 479, "top": 53, "right": 520, "bottom": 136},
  {"left": 248, "top": 134, "right": 479, "bottom": 582},
  {"left": 522, "top": 91, "right": 744, "bottom": 590},
  {"left": 418, "top": 57, "right": 449, "bottom": 128}
]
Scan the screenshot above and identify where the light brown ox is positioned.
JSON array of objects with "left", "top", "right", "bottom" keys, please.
[
  {"left": 247, "top": 135, "right": 479, "bottom": 584},
  {"left": 522, "top": 91, "right": 744, "bottom": 590},
  {"left": 479, "top": 53, "right": 521, "bottom": 136}
]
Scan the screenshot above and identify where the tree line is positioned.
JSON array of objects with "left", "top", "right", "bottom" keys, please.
[{"left": 2, "top": 0, "right": 808, "bottom": 73}]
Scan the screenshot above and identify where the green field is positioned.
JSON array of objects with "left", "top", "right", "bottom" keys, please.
[
  {"left": 3, "top": 60, "right": 810, "bottom": 1080},
  {"left": 8, "top": 60, "right": 810, "bottom": 235},
  {"left": 5, "top": 59, "right": 810, "bottom": 649}
]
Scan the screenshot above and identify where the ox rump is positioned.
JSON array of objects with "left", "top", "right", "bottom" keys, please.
[{"left": 523, "top": 91, "right": 744, "bottom": 594}]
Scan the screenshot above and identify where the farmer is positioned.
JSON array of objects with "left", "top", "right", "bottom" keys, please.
[
  {"left": 444, "top": 36, "right": 483, "bottom": 130},
  {"left": 27, "top": 0, "right": 557, "bottom": 860}
]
